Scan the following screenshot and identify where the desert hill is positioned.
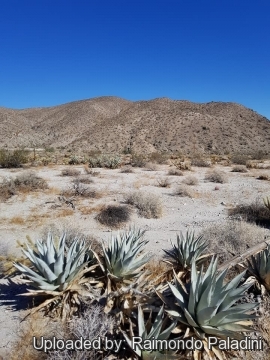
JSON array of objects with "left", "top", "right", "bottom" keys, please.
[{"left": 0, "top": 96, "right": 269, "bottom": 155}]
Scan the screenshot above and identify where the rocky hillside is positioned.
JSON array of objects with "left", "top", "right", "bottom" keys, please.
[{"left": 0, "top": 96, "right": 269, "bottom": 155}]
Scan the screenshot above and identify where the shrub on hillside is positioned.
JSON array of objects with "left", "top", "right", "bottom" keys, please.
[
  {"left": 182, "top": 175, "right": 198, "bottom": 186},
  {"left": 205, "top": 169, "right": 228, "bottom": 183},
  {"left": 61, "top": 168, "right": 80, "bottom": 176},
  {"left": 174, "top": 184, "right": 193, "bottom": 197}
]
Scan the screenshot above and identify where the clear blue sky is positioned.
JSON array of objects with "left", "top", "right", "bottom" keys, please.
[{"left": 1, "top": 0, "right": 270, "bottom": 119}]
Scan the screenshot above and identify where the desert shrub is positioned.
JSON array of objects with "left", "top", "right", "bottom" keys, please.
[
  {"left": 174, "top": 184, "right": 193, "bottom": 197},
  {"left": 89, "top": 154, "right": 121, "bottom": 169},
  {"left": 190, "top": 157, "right": 212, "bottom": 167},
  {"left": 125, "top": 191, "right": 162, "bottom": 218},
  {"left": 96, "top": 204, "right": 131, "bottom": 228},
  {"left": 68, "top": 155, "right": 86, "bottom": 165},
  {"left": 0, "top": 178, "right": 16, "bottom": 201},
  {"left": 0, "top": 148, "right": 29, "bottom": 168},
  {"left": 61, "top": 168, "right": 80, "bottom": 176},
  {"left": 199, "top": 220, "right": 268, "bottom": 265},
  {"left": 257, "top": 174, "right": 270, "bottom": 181},
  {"left": 171, "top": 159, "right": 191, "bottom": 170},
  {"left": 71, "top": 176, "right": 93, "bottom": 184},
  {"left": 204, "top": 169, "right": 228, "bottom": 183},
  {"left": 182, "top": 175, "right": 198, "bottom": 186},
  {"left": 84, "top": 165, "right": 100, "bottom": 176},
  {"left": 13, "top": 171, "right": 48, "bottom": 191},
  {"left": 246, "top": 160, "right": 264, "bottom": 169},
  {"left": 131, "top": 153, "right": 147, "bottom": 167},
  {"left": 156, "top": 177, "right": 170, "bottom": 187},
  {"left": 231, "top": 153, "right": 250, "bottom": 165},
  {"left": 120, "top": 166, "right": 134, "bottom": 173},
  {"left": 228, "top": 198, "right": 270, "bottom": 226},
  {"left": 231, "top": 165, "right": 248, "bottom": 172},
  {"left": 149, "top": 151, "right": 169, "bottom": 164},
  {"left": 144, "top": 162, "right": 158, "bottom": 171},
  {"left": 61, "top": 179, "right": 97, "bottom": 198},
  {"left": 47, "top": 305, "right": 116, "bottom": 360},
  {"left": 167, "top": 168, "right": 183, "bottom": 176}
]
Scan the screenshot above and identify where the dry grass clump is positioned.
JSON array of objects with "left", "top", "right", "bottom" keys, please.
[
  {"left": 182, "top": 175, "right": 198, "bottom": 186},
  {"left": 145, "top": 162, "right": 158, "bottom": 171},
  {"left": 167, "top": 168, "right": 183, "bottom": 176},
  {"left": 149, "top": 151, "right": 169, "bottom": 164},
  {"left": 71, "top": 175, "right": 93, "bottom": 184},
  {"left": 61, "top": 168, "right": 80, "bottom": 176},
  {"left": 231, "top": 165, "right": 248, "bottom": 172},
  {"left": 96, "top": 204, "right": 131, "bottom": 228},
  {"left": 84, "top": 165, "right": 100, "bottom": 176},
  {"left": 228, "top": 198, "right": 270, "bottom": 226},
  {"left": 156, "top": 177, "right": 170, "bottom": 188},
  {"left": 204, "top": 169, "right": 228, "bottom": 183},
  {"left": 131, "top": 153, "right": 147, "bottom": 167},
  {"left": 231, "top": 153, "right": 250, "bottom": 165},
  {"left": 174, "top": 184, "right": 193, "bottom": 197},
  {"left": 0, "top": 148, "right": 29, "bottom": 168},
  {"left": 125, "top": 191, "right": 162, "bottom": 218}
]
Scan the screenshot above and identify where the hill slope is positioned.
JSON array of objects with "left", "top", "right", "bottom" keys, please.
[{"left": 0, "top": 96, "right": 269, "bottom": 155}]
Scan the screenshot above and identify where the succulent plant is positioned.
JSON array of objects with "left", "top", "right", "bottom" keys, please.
[
  {"left": 14, "top": 232, "right": 89, "bottom": 291},
  {"left": 99, "top": 228, "right": 151, "bottom": 284},
  {"left": 159, "top": 257, "right": 257, "bottom": 344},
  {"left": 122, "top": 304, "right": 177, "bottom": 359},
  {"left": 247, "top": 244, "right": 270, "bottom": 291},
  {"left": 163, "top": 231, "right": 208, "bottom": 271}
]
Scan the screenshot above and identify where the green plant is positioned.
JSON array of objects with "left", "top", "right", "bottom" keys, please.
[
  {"left": 13, "top": 233, "right": 95, "bottom": 318},
  {"left": 163, "top": 231, "right": 208, "bottom": 272},
  {"left": 247, "top": 244, "right": 270, "bottom": 292},
  {"left": 160, "top": 258, "right": 257, "bottom": 352},
  {"left": 122, "top": 305, "right": 177, "bottom": 359},
  {"left": 0, "top": 148, "right": 28, "bottom": 168},
  {"left": 99, "top": 228, "right": 151, "bottom": 284}
]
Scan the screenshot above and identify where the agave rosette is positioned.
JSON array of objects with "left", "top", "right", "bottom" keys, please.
[
  {"left": 159, "top": 257, "right": 258, "bottom": 341},
  {"left": 14, "top": 233, "right": 89, "bottom": 291},
  {"left": 163, "top": 231, "right": 208, "bottom": 270},
  {"left": 99, "top": 228, "right": 151, "bottom": 285},
  {"left": 247, "top": 244, "right": 270, "bottom": 291}
]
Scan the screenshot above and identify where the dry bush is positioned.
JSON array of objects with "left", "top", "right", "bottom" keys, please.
[
  {"left": 47, "top": 305, "right": 116, "bottom": 360},
  {"left": 0, "top": 177, "right": 16, "bottom": 201},
  {"left": 125, "top": 191, "right": 162, "bottom": 218},
  {"left": 131, "top": 153, "right": 147, "bottom": 167},
  {"left": 61, "top": 179, "right": 97, "bottom": 198},
  {"left": 167, "top": 168, "right": 183, "bottom": 176},
  {"left": 13, "top": 171, "right": 48, "bottom": 191},
  {"left": 156, "top": 177, "right": 170, "bottom": 188},
  {"left": 257, "top": 174, "right": 270, "bottom": 181},
  {"left": 71, "top": 176, "right": 93, "bottom": 184},
  {"left": 95, "top": 204, "right": 131, "bottom": 228},
  {"left": 0, "top": 148, "right": 29, "bottom": 168},
  {"left": 174, "top": 184, "right": 193, "bottom": 197},
  {"left": 171, "top": 160, "right": 191, "bottom": 171},
  {"left": 190, "top": 157, "right": 212, "bottom": 167},
  {"left": 149, "top": 152, "right": 169, "bottom": 164},
  {"left": 61, "top": 168, "right": 80, "bottom": 176},
  {"left": 231, "top": 165, "right": 248, "bottom": 172},
  {"left": 145, "top": 162, "right": 158, "bottom": 171},
  {"left": 144, "top": 258, "right": 172, "bottom": 284},
  {"left": 228, "top": 198, "right": 270, "bottom": 226},
  {"left": 231, "top": 153, "right": 250, "bottom": 165},
  {"left": 204, "top": 169, "right": 228, "bottom": 183},
  {"left": 182, "top": 175, "right": 198, "bottom": 186},
  {"left": 83, "top": 165, "right": 100, "bottom": 176},
  {"left": 120, "top": 166, "right": 134, "bottom": 173},
  {"left": 246, "top": 160, "right": 265, "bottom": 169}
]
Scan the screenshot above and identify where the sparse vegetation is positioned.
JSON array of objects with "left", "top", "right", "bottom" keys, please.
[
  {"left": 174, "top": 184, "right": 193, "bottom": 197},
  {"left": 228, "top": 198, "right": 270, "bottom": 226},
  {"left": 96, "top": 204, "right": 131, "bottom": 228},
  {"left": 232, "top": 165, "right": 248, "bottom": 172},
  {"left": 120, "top": 166, "right": 133, "bottom": 173},
  {"left": 61, "top": 178, "right": 97, "bottom": 198},
  {"left": 125, "top": 191, "right": 162, "bottom": 218},
  {"left": 167, "top": 168, "right": 183, "bottom": 176},
  {"left": 131, "top": 153, "right": 147, "bottom": 167},
  {"left": 156, "top": 177, "right": 170, "bottom": 187},
  {"left": 205, "top": 169, "right": 228, "bottom": 183},
  {"left": 190, "top": 156, "right": 212, "bottom": 167},
  {"left": 61, "top": 168, "right": 80, "bottom": 176},
  {"left": 182, "top": 175, "right": 198, "bottom": 185}
]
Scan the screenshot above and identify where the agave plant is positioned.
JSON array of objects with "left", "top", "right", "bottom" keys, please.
[
  {"left": 122, "top": 304, "right": 177, "bottom": 359},
  {"left": 158, "top": 257, "right": 258, "bottom": 358},
  {"left": 247, "top": 243, "right": 270, "bottom": 292},
  {"left": 13, "top": 233, "right": 97, "bottom": 318},
  {"left": 163, "top": 231, "right": 208, "bottom": 272},
  {"left": 98, "top": 228, "right": 151, "bottom": 285}
]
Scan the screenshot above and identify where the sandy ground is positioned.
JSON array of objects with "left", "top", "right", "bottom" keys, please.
[{"left": 0, "top": 163, "right": 270, "bottom": 358}]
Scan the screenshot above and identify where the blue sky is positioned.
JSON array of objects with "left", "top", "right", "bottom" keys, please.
[{"left": 0, "top": 0, "right": 270, "bottom": 119}]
